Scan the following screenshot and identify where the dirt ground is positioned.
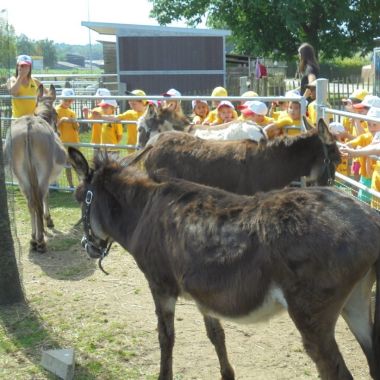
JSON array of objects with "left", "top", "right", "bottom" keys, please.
[{"left": 2, "top": 198, "right": 374, "bottom": 380}]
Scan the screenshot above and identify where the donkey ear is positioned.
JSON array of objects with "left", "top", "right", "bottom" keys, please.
[
  {"left": 317, "top": 118, "right": 335, "bottom": 144},
  {"left": 37, "top": 84, "right": 44, "bottom": 100},
  {"left": 68, "top": 147, "right": 89, "bottom": 180},
  {"left": 49, "top": 84, "right": 56, "bottom": 101},
  {"left": 146, "top": 103, "right": 157, "bottom": 117},
  {"left": 302, "top": 115, "right": 314, "bottom": 131}
]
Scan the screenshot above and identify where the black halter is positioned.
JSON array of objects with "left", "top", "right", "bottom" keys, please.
[{"left": 81, "top": 188, "right": 112, "bottom": 275}]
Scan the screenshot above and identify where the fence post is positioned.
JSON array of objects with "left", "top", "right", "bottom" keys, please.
[{"left": 316, "top": 78, "right": 329, "bottom": 124}]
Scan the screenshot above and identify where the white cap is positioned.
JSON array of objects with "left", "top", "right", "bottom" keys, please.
[
  {"left": 367, "top": 106, "right": 380, "bottom": 119},
  {"left": 285, "top": 89, "right": 300, "bottom": 97},
  {"left": 98, "top": 99, "right": 118, "bottom": 108},
  {"left": 163, "top": 88, "right": 181, "bottom": 97},
  {"left": 353, "top": 95, "right": 380, "bottom": 109},
  {"left": 328, "top": 122, "right": 345, "bottom": 134},
  {"left": 217, "top": 100, "right": 235, "bottom": 110},
  {"left": 61, "top": 88, "right": 75, "bottom": 98},
  {"left": 192, "top": 99, "right": 208, "bottom": 109},
  {"left": 241, "top": 100, "right": 268, "bottom": 116},
  {"left": 95, "top": 88, "right": 111, "bottom": 97}
]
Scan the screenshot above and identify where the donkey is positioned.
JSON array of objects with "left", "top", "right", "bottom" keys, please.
[
  {"left": 137, "top": 102, "right": 266, "bottom": 147},
  {"left": 137, "top": 102, "right": 191, "bottom": 147},
  {"left": 4, "top": 84, "right": 67, "bottom": 252},
  {"left": 136, "top": 118, "right": 340, "bottom": 195},
  {"left": 69, "top": 146, "right": 380, "bottom": 380}
]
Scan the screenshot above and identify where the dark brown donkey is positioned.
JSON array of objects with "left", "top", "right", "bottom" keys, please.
[
  {"left": 138, "top": 118, "right": 340, "bottom": 194},
  {"left": 69, "top": 146, "right": 380, "bottom": 380},
  {"left": 4, "top": 85, "right": 67, "bottom": 252}
]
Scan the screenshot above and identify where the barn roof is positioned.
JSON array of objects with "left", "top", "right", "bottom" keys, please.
[{"left": 81, "top": 21, "right": 231, "bottom": 38}]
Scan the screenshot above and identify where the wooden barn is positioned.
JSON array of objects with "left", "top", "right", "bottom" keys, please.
[{"left": 81, "top": 22, "right": 231, "bottom": 95}]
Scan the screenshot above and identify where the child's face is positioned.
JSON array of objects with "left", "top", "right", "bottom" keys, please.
[
  {"left": 102, "top": 105, "right": 115, "bottom": 115},
  {"left": 129, "top": 100, "right": 146, "bottom": 112},
  {"left": 61, "top": 99, "right": 73, "bottom": 108},
  {"left": 367, "top": 121, "right": 380, "bottom": 135},
  {"left": 218, "top": 106, "right": 234, "bottom": 122},
  {"left": 164, "top": 99, "right": 180, "bottom": 111},
  {"left": 194, "top": 102, "right": 209, "bottom": 118},
  {"left": 355, "top": 107, "right": 369, "bottom": 115},
  {"left": 287, "top": 102, "right": 301, "bottom": 120},
  {"left": 244, "top": 113, "right": 264, "bottom": 123}
]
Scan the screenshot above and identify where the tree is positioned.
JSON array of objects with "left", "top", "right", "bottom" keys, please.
[
  {"left": 35, "top": 39, "right": 57, "bottom": 68},
  {"left": 0, "top": 16, "right": 16, "bottom": 74},
  {"left": 149, "top": 0, "right": 380, "bottom": 59},
  {"left": 16, "top": 34, "right": 35, "bottom": 58},
  {"left": 0, "top": 122, "right": 25, "bottom": 305}
]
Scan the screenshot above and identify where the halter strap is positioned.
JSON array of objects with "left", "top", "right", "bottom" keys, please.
[{"left": 82, "top": 188, "right": 112, "bottom": 275}]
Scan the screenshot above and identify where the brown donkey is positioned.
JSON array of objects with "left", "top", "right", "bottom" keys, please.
[
  {"left": 137, "top": 118, "right": 340, "bottom": 194},
  {"left": 4, "top": 85, "right": 67, "bottom": 252},
  {"left": 69, "top": 146, "right": 380, "bottom": 380}
]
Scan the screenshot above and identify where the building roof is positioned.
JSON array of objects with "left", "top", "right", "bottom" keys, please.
[{"left": 81, "top": 21, "right": 231, "bottom": 38}]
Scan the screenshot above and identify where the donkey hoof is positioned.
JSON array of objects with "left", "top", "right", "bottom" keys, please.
[
  {"left": 30, "top": 239, "right": 38, "bottom": 250},
  {"left": 46, "top": 218, "right": 54, "bottom": 229},
  {"left": 36, "top": 241, "right": 47, "bottom": 253}
]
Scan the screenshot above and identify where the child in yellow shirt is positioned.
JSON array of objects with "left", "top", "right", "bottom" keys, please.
[
  {"left": 211, "top": 101, "right": 237, "bottom": 125},
  {"left": 264, "top": 101, "right": 302, "bottom": 138},
  {"left": 98, "top": 99, "right": 123, "bottom": 153},
  {"left": 56, "top": 88, "right": 80, "bottom": 188},
  {"left": 191, "top": 99, "right": 210, "bottom": 124},
  {"left": 340, "top": 106, "right": 380, "bottom": 202},
  {"left": 203, "top": 86, "right": 238, "bottom": 124}
]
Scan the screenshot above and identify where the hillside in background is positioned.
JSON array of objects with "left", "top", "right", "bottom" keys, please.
[{"left": 55, "top": 43, "right": 103, "bottom": 61}]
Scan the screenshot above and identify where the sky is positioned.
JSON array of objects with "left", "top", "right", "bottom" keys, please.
[{"left": 1, "top": 0, "right": 193, "bottom": 45}]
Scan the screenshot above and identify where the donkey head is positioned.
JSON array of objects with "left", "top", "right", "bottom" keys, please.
[
  {"left": 137, "top": 102, "right": 190, "bottom": 147},
  {"left": 35, "top": 84, "right": 58, "bottom": 131},
  {"left": 68, "top": 147, "right": 113, "bottom": 266},
  {"left": 303, "top": 116, "right": 341, "bottom": 185}
]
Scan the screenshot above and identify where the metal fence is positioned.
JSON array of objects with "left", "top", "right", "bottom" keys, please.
[
  {"left": 314, "top": 78, "right": 380, "bottom": 210},
  {"left": 2, "top": 81, "right": 380, "bottom": 212}
]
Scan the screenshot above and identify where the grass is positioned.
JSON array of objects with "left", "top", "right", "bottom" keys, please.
[{"left": 1, "top": 188, "right": 159, "bottom": 380}]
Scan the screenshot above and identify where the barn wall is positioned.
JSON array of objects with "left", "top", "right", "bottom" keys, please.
[{"left": 117, "top": 36, "right": 226, "bottom": 94}]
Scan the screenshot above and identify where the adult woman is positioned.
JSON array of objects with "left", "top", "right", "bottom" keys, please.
[
  {"left": 297, "top": 43, "right": 319, "bottom": 99},
  {"left": 7, "top": 55, "right": 43, "bottom": 118}
]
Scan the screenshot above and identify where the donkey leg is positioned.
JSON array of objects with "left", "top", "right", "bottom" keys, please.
[
  {"left": 203, "top": 315, "right": 235, "bottom": 380},
  {"left": 342, "top": 270, "right": 377, "bottom": 379},
  {"left": 289, "top": 309, "right": 353, "bottom": 380},
  {"left": 43, "top": 194, "right": 54, "bottom": 228},
  {"left": 151, "top": 292, "right": 176, "bottom": 380}
]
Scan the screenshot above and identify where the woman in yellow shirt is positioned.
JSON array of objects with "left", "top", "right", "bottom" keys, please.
[{"left": 7, "top": 55, "right": 43, "bottom": 118}]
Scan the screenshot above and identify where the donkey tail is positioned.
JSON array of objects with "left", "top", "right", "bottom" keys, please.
[
  {"left": 26, "top": 122, "right": 44, "bottom": 235},
  {"left": 374, "top": 259, "right": 380, "bottom": 379}
]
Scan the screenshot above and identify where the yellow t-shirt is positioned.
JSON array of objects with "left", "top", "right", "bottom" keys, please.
[
  {"left": 101, "top": 122, "right": 123, "bottom": 145},
  {"left": 307, "top": 100, "right": 333, "bottom": 125},
  {"left": 371, "top": 161, "right": 380, "bottom": 209},
  {"left": 117, "top": 109, "right": 145, "bottom": 145},
  {"left": 349, "top": 132, "right": 374, "bottom": 178},
  {"left": 203, "top": 108, "right": 238, "bottom": 125},
  {"left": 89, "top": 106, "right": 104, "bottom": 144},
  {"left": 274, "top": 116, "right": 302, "bottom": 136},
  {"left": 192, "top": 114, "right": 208, "bottom": 124},
  {"left": 56, "top": 104, "right": 80, "bottom": 144},
  {"left": 11, "top": 77, "right": 39, "bottom": 118},
  {"left": 271, "top": 110, "right": 288, "bottom": 120}
]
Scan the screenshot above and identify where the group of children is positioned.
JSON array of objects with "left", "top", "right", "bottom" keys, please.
[
  {"left": 333, "top": 90, "right": 380, "bottom": 206},
  {"left": 55, "top": 83, "right": 380, "bottom": 207}
]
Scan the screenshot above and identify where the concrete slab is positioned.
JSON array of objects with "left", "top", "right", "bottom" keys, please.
[{"left": 41, "top": 348, "right": 75, "bottom": 380}]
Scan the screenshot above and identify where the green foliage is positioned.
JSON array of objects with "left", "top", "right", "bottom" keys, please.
[
  {"left": 0, "top": 15, "right": 103, "bottom": 71},
  {"left": 149, "top": 0, "right": 380, "bottom": 60}
]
